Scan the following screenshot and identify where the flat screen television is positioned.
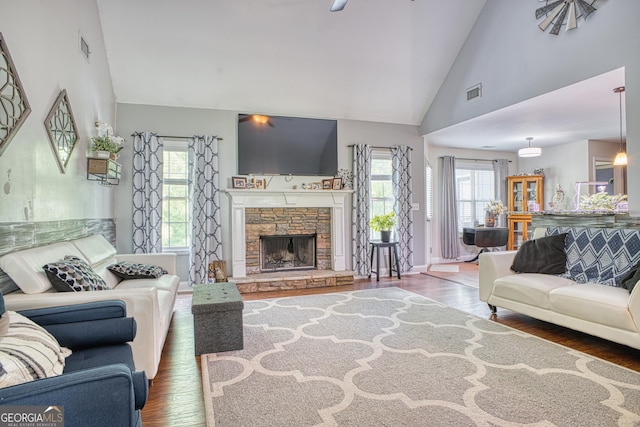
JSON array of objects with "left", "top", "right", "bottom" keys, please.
[{"left": 237, "top": 114, "right": 338, "bottom": 176}]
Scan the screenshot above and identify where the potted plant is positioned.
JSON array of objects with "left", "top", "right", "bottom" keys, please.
[
  {"left": 91, "top": 121, "right": 125, "bottom": 159},
  {"left": 370, "top": 212, "right": 396, "bottom": 242},
  {"left": 90, "top": 135, "right": 118, "bottom": 158}
]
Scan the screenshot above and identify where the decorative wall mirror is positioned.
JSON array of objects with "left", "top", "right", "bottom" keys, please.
[
  {"left": 45, "top": 89, "right": 79, "bottom": 173},
  {"left": 0, "top": 32, "right": 31, "bottom": 156}
]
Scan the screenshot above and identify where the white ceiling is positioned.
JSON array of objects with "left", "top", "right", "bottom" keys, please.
[
  {"left": 96, "top": 0, "right": 625, "bottom": 152},
  {"left": 426, "top": 67, "right": 627, "bottom": 152},
  {"left": 96, "top": 0, "right": 486, "bottom": 126}
]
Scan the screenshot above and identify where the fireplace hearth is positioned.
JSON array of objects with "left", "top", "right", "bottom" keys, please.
[{"left": 260, "top": 234, "right": 316, "bottom": 272}]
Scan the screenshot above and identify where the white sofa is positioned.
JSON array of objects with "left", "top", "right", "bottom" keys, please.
[
  {"left": 0, "top": 235, "right": 179, "bottom": 379},
  {"left": 479, "top": 227, "right": 640, "bottom": 351}
]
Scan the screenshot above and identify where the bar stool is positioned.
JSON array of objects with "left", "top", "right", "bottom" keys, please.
[{"left": 369, "top": 241, "right": 401, "bottom": 281}]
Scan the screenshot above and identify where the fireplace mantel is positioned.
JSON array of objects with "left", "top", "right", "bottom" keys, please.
[{"left": 224, "top": 189, "right": 352, "bottom": 277}]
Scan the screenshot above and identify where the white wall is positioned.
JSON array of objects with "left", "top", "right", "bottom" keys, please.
[
  {"left": 519, "top": 140, "right": 589, "bottom": 211},
  {"left": 0, "top": 0, "right": 116, "bottom": 222},
  {"left": 114, "top": 104, "right": 426, "bottom": 280},
  {"left": 519, "top": 139, "right": 621, "bottom": 211},
  {"left": 421, "top": 0, "right": 640, "bottom": 214}
]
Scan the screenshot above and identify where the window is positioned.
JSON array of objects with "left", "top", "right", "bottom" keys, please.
[
  {"left": 455, "top": 161, "right": 494, "bottom": 232},
  {"left": 162, "top": 142, "right": 190, "bottom": 249},
  {"left": 425, "top": 161, "right": 433, "bottom": 221},
  {"left": 370, "top": 153, "right": 393, "bottom": 238}
]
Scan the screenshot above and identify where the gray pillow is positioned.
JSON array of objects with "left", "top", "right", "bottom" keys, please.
[
  {"left": 510, "top": 233, "right": 567, "bottom": 275},
  {"left": 43, "top": 256, "right": 109, "bottom": 292},
  {"left": 620, "top": 261, "right": 640, "bottom": 293},
  {"left": 107, "top": 261, "right": 167, "bottom": 280}
]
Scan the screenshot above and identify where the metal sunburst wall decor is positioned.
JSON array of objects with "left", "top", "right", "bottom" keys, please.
[
  {"left": 45, "top": 89, "right": 79, "bottom": 173},
  {"left": 0, "top": 32, "right": 32, "bottom": 156},
  {"left": 536, "top": 0, "right": 597, "bottom": 35}
]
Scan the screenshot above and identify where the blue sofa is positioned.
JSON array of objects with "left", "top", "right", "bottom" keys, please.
[{"left": 0, "top": 292, "right": 148, "bottom": 427}]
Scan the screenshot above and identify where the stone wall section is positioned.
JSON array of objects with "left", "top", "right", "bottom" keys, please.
[
  {"left": 245, "top": 207, "right": 332, "bottom": 274},
  {"left": 234, "top": 270, "right": 355, "bottom": 293}
]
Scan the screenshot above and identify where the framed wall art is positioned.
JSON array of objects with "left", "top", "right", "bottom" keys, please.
[
  {"left": 44, "top": 89, "right": 79, "bottom": 173},
  {"left": 0, "top": 32, "right": 32, "bottom": 156}
]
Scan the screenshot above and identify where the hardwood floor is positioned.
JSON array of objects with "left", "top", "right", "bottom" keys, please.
[{"left": 141, "top": 266, "right": 640, "bottom": 426}]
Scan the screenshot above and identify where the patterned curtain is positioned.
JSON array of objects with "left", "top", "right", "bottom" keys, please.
[
  {"left": 493, "top": 159, "right": 509, "bottom": 205},
  {"left": 188, "top": 136, "right": 222, "bottom": 286},
  {"left": 392, "top": 145, "right": 413, "bottom": 272},
  {"left": 352, "top": 144, "right": 372, "bottom": 276},
  {"left": 132, "top": 132, "right": 163, "bottom": 253},
  {"left": 441, "top": 155, "right": 460, "bottom": 259}
]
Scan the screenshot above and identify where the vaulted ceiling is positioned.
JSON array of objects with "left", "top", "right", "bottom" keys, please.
[
  {"left": 96, "top": 0, "right": 486, "bottom": 126},
  {"left": 96, "top": 0, "right": 625, "bottom": 151}
]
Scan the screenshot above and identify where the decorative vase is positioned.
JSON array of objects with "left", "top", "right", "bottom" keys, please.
[
  {"left": 94, "top": 150, "right": 110, "bottom": 159},
  {"left": 380, "top": 230, "right": 391, "bottom": 242},
  {"left": 485, "top": 211, "right": 496, "bottom": 228}
]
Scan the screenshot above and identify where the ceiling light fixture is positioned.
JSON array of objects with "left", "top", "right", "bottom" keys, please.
[
  {"left": 330, "top": 0, "right": 348, "bottom": 12},
  {"left": 613, "top": 86, "right": 627, "bottom": 166},
  {"left": 251, "top": 114, "right": 270, "bottom": 125},
  {"left": 518, "top": 137, "right": 541, "bottom": 158}
]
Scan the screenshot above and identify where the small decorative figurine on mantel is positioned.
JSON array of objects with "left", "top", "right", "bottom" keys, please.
[{"left": 549, "top": 184, "right": 567, "bottom": 211}]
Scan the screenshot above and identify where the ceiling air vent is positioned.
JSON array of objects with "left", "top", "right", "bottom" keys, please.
[
  {"left": 79, "top": 33, "right": 90, "bottom": 61},
  {"left": 466, "top": 83, "right": 482, "bottom": 101}
]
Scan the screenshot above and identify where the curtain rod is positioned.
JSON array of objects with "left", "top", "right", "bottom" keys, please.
[
  {"left": 347, "top": 144, "right": 413, "bottom": 151},
  {"left": 131, "top": 133, "right": 223, "bottom": 141},
  {"left": 439, "top": 157, "right": 511, "bottom": 163}
]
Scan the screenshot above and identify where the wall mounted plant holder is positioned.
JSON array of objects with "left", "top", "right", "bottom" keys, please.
[
  {"left": 0, "top": 32, "right": 32, "bottom": 156},
  {"left": 45, "top": 89, "right": 79, "bottom": 173}
]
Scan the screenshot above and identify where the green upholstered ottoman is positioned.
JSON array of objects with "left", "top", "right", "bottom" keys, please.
[{"left": 191, "top": 283, "right": 244, "bottom": 355}]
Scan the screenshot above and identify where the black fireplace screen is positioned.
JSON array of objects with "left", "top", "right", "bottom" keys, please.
[{"left": 260, "top": 234, "right": 316, "bottom": 272}]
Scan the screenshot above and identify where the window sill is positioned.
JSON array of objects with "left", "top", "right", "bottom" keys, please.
[{"left": 163, "top": 247, "right": 190, "bottom": 256}]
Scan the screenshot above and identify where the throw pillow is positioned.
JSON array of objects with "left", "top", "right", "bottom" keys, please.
[
  {"left": 546, "top": 227, "right": 640, "bottom": 287},
  {"left": 107, "top": 261, "right": 167, "bottom": 280},
  {"left": 511, "top": 233, "right": 568, "bottom": 275},
  {"left": 620, "top": 260, "right": 640, "bottom": 293},
  {"left": 0, "top": 311, "right": 71, "bottom": 389},
  {"left": 43, "top": 256, "right": 109, "bottom": 292}
]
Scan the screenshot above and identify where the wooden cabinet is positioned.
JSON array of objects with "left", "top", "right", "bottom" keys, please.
[
  {"left": 507, "top": 175, "right": 544, "bottom": 250},
  {"left": 87, "top": 158, "right": 121, "bottom": 185}
]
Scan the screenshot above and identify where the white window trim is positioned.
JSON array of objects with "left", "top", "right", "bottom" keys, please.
[
  {"left": 455, "top": 160, "right": 495, "bottom": 232},
  {"left": 370, "top": 151, "right": 394, "bottom": 240},
  {"left": 425, "top": 160, "right": 433, "bottom": 221},
  {"left": 162, "top": 140, "right": 191, "bottom": 252}
]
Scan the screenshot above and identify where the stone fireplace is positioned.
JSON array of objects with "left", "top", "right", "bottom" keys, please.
[
  {"left": 225, "top": 189, "right": 350, "bottom": 278},
  {"left": 260, "top": 234, "right": 316, "bottom": 272},
  {"left": 245, "top": 207, "right": 331, "bottom": 274}
]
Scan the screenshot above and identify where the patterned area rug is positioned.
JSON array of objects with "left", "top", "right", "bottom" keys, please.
[{"left": 201, "top": 288, "right": 640, "bottom": 426}]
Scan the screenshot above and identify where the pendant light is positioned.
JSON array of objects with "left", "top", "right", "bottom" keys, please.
[
  {"left": 518, "top": 137, "right": 541, "bottom": 158},
  {"left": 613, "top": 86, "right": 627, "bottom": 166}
]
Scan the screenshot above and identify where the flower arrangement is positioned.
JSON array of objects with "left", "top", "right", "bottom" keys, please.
[
  {"left": 578, "top": 192, "right": 627, "bottom": 211},
  {"left": 91, "top": 121, "right": 125, "bottom": 154},
  {"left": 485, "top": 200, "right": 505, "bottom": 215}
]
